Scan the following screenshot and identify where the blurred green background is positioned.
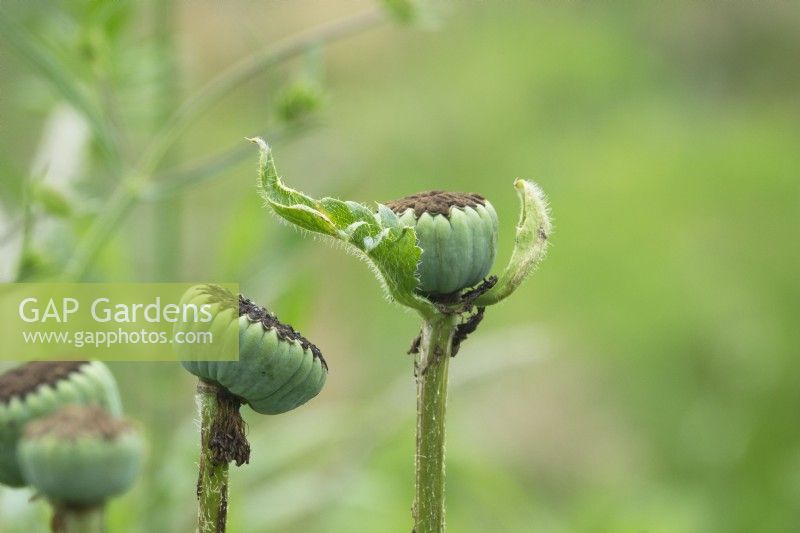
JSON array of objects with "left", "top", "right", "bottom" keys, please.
[{"left": 1, "top": 1, "right": 799, "bottom": 531}]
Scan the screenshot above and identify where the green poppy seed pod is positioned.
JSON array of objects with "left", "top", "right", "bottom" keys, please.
[
  {"left": 387, "top": 191, "right": 499, "bottom": 296},
  {"left": 175, "top": 285, "right": 328, "bottom": 415},
  {"left": 18, "top": 405, "right": 142, "bottom": 505},
  {"left": 0, "top": 361, "right": 123, "bottom": 487}
]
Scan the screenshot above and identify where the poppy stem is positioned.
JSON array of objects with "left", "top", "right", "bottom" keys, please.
[{"left": 413, "top": 313, "right": 457, "bottom": 532}]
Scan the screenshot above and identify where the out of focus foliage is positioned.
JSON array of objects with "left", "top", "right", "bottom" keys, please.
[{"left": 1, "top": 1, "right": 799, "bottom": 532}]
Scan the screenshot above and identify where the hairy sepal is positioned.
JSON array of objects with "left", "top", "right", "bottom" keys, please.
[
  {"left": 252, "top": 138, "right": 436, "bottom": 317},
  {"left": 474, "top": 179, "right": 552, "bottom": 306}
]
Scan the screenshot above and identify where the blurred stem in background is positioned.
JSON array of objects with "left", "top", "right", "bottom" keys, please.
[
  {"left": 51, "top": 7, "right": 386, "bottom": 281},
  {"left": 0, "top": 4, "right": 387, "bottom": 283},
  {"left": 152, "top": 0, "right": 182, "bottom": 280},
  {"left": 138, "top": 2, "right": 185, "bottom": 533},
  {"left": 16, "top": 173, "right": 36, "bottom": 280},
  {"left": 0, "top": 13, "right": 124, "bottom": 177}
]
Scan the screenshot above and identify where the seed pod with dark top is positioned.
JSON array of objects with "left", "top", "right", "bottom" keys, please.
[
  {"left": 253, "top": 141, "right": 554, "bottom": 533},
  {"left": 17, "top": 405, "right": 142, "bottom": 505},
  {"left": 0, "top": 361, "right": 123, "bottom": 487},
  {"left": 175, "top": 284, "right": 328, "bottom": 532},
  {"left": 387, "top": 190, "right": 499, "bottom": 296},
  {"left": 175, "top": 284, "right": 328, "bottom": 415}
]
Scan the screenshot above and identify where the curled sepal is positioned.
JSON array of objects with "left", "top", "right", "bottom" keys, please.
[
  {"left": 474, "top": 179, "right": 552, "bottom": 307},
  {"left": 251, "top": 138, "right": 437, "bottom": 317}
]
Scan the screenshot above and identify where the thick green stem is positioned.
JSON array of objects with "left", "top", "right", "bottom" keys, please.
[
  {"left": 413, "top": 314, "right": 457, "bottom": 533},
  {"left": 196, "top": 382, "right": 230, "bottom": 533},
  {"left": 50, "top": 504, "right": 106, "bottom": 533}
]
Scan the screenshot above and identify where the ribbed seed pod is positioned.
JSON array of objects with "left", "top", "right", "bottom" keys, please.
[
  {"left": 387, "top": 190, "right": 500, "bottom": 296},
  {"left": 0, "top": 361, "right": 123, "bottom": 487},
  {"left": 175, "top": 285, "right": 328, "bottom": 415},
  {"left": 18, "top": 405, "right": 141, "bottom": 505}
]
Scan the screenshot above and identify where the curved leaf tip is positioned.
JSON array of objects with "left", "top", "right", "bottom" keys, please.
[{"left": 251, "top": 139, "right": 437, "bottom": 317}]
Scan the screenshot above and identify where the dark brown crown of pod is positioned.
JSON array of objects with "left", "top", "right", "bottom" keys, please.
[
  {"left": 23, "top": 405, "right": 131, "bottom": 442},
  {"left": 238, "top": 295, "right": 327, "bottom": 370},
  {"left": 0, "top": 361, "right": 87, "bottom": 404},
  {"left": 386, "top": 190, "right": 486, "bottom": 218}
]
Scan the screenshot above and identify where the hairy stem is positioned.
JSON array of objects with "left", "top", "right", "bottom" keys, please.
[
  {"left": 50, "top": 504, "right": 106, "bottom": 533},
  {"left": 414, "top": 313, "right": 457, "bottom": 533},
  {"left": 196, "top": 382, "right": 230, "bottom": 533}
]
